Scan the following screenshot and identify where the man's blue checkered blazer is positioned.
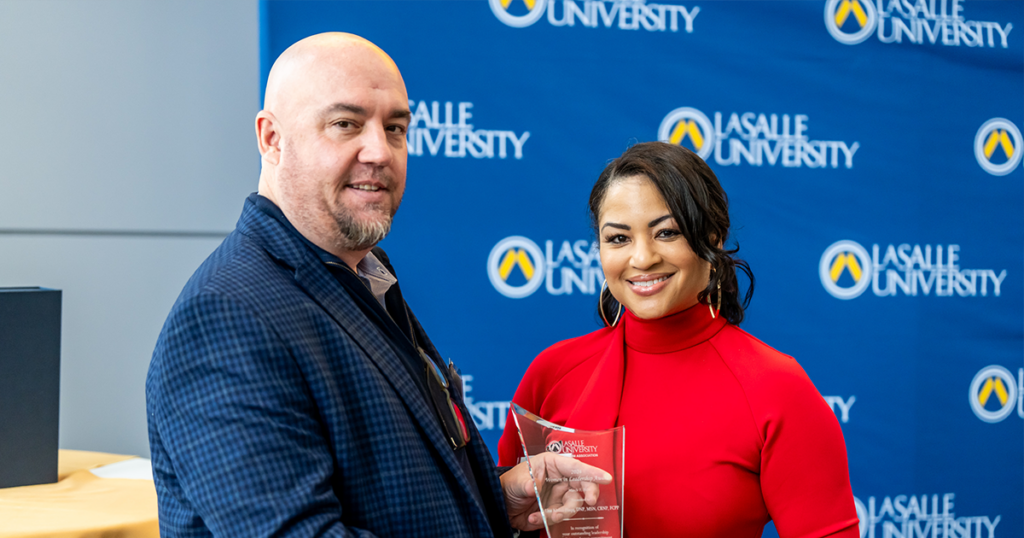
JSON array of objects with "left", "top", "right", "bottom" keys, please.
[{"left": 147, "top": 196, "right": 511, "bottom": 537}]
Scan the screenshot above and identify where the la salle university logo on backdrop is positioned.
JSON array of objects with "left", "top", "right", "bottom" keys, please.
[
  {"left": 490, "top": 0, "right": 547, "bottom": 28},
  {"left": 659, "top": 106, "right": 859, "bottom": 168},
  {"left": 853, "top": 493, "right": 1001, "bottom": 537},
  {"left": 489, "top": 0, "right": 701, "bottom": 32},
  {"left": 974, "top": 118, "right": 1022, "bottom": 176},
  {"left": 824, "top": 0, "right": 877, "bottom": 45},
  {"left": 460, "top": 374, "right": 511, "bottom": 431},
  {"left": 488, "top": 236, "right": 602, "bottom": 298},
  {"left": 819, "top": 240, "right": 1007, "bottom": 299},
  {"left": 824, "top": 0, "right": 1014, "bottom": 48},
  {"left": 658, "top": 108, "right": 715, "bottom": 160},
  {"left": 853, "top": 497, "right": 869, "bottom": 538},
  {"left": 407, "top": 100, "right": 530, "bottom": 159},
  {"left": 819, "top": 240, "right": 872, "bottom": 300},
  {"left": 969, "top": 365, "right": 1023, "bottom": 423},
  {"left": 488, "top": 236, "right": 545, "bottom": 298}
]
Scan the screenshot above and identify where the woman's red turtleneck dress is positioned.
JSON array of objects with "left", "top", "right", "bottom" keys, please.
[{"left": 499, "top": 304, "right": 859, "bottom": 538}]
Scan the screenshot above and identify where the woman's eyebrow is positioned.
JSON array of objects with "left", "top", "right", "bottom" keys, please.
[
  {"left": 648, "top": 215, "right": 672, "bottom": 227},
  {"left": 601, "top": 222, "right": 630, "bottom": 231}
]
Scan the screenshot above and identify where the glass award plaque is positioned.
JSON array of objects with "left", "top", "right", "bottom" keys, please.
[{"left": 511, "top": 403, "right": 624, "bottom": 538}]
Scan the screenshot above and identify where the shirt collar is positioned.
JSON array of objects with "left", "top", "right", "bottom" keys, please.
[{"left": 357, "top": 252, "right": 397, "bottom": 308}]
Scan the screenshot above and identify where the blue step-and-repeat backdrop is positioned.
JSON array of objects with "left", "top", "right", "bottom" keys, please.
[{"left": 261, "top": 1, "right": 1023, "bottom": 536}]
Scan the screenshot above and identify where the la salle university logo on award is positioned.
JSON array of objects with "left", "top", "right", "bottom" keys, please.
[
  {"left": 974, "top": 118, "right": 1022, "bottom": 176},
  {"left": 819, "top": 240, "right": 872, "bottom": 299}
]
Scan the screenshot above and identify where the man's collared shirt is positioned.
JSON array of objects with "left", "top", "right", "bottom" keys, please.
[{"left": 356, "top": 252, "right": 397, "bottom": 309}]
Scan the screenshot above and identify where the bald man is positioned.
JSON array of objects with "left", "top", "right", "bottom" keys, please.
[{"left": 146, "top": 33, "right": 603, "bottom": 538}]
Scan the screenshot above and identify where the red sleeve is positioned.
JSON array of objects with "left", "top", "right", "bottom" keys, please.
[
  {"left": 710, "top": 327, "right": 860, "bottom": 538},
  {"left": 756, "top": 359, "right": 859, "bottom": 538}
]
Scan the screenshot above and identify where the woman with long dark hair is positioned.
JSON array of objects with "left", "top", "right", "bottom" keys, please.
[{"left": 498, "top": 142, "right": 858, "bottom": 537}]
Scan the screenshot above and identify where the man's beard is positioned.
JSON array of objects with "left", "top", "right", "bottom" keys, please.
[{"left": 334, "top": 207, "right": 392, "bottom": 251}]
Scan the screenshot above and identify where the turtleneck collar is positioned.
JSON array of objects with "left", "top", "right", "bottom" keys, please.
[{"left": 622, "top": 302, "right": 728, "bottom": 354}]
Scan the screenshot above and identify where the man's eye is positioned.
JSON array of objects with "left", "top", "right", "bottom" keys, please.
[
  {"left": 387, "top": 124, "right": 408, "bottom": 135},
  {"left": 334, "top": 120, "right": 355, "bottom": 129}
]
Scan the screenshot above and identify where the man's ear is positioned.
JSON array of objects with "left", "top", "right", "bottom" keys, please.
[{"left": 255, "top": 111, "right": 282, "bottom": 165}]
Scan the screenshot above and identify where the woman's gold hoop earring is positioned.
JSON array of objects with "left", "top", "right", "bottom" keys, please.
[
  {"left": 599, "top": 279, "right": 624, "bottom": 328},
  {"left": 708, "top": 273, "right": 722, "bottom": 320}
]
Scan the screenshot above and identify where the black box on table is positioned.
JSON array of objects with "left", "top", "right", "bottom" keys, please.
[{"left": 0, "top": 287, "right": 61, "bottom": 489}]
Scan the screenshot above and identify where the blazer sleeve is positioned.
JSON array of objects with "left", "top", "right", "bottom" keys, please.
[{"left": 148, "top": 292, "right": 378, "bottom": 538}]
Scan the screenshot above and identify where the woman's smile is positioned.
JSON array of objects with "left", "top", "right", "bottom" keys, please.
[{"left": 626, "top": 273, "right": 674, "bottom": 296}]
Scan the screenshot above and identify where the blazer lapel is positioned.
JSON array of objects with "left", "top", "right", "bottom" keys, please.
[
  {"left": 238, "top": 201, "right": 491, "bottom": 527},
  {"left": 289, "top": 262, "right": 447, "bottom": 447},
  {"left": 293, "top": 261, "right": 493, "bottom": 527}
]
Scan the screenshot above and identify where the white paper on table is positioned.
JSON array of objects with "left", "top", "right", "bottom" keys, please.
[{"left": 89, "top": 457, "right": 153, "bottom": 480}]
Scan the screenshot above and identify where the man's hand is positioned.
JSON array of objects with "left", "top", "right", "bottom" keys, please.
[{"left": 500, "top": 452, "right": 613, "bottom": 531}]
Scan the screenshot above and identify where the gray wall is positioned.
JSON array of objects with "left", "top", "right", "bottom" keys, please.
[{"left": 0, "top": 0, "right": 260, "bottom": 457}]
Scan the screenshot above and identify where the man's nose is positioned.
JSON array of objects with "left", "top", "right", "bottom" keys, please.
[{"left": 358, "top": 122, "right": 394, "bottom": 166}]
